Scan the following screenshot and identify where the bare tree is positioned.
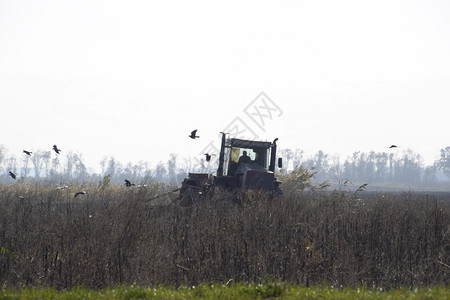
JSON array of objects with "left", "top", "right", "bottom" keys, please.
[
  {"left": 329, "top": 154, "right": 343, "bottom": 180},
  {"left": 154, "top": 162, "right": 167, "bottom": 183},
  {"left": 279, "top": 148, "right": 293, "bottom": 171},
  {"left": 41, "top": 151, "right": 51, "bottom": 177},
  {"left": 99, "top": 157, "right": 107, "bottom": 177},
  {"left": 437, "top": 146, "right": 450, "bottom": 178},
  {"left": 375, "top": 152, "right": 389, "bottom": 182},
  {"left": 292, "top": 149, "right": 305, "bottom": 170},
  {"left": 73, "top": 153, "right": 88, "bottom": 180},
  {"left": 105, "top": 157, "right": 121, "bottom": 179},
  {"left": 31, "top": 150, "right": 48, "bottom": 179},
  {"left": 0, "top": 145, "right": 6, "bottom": 174},
  {"left": 64, "top": 152, "right": 75, "bottom": 180},
  {"left": 305, "top": 150, "right": 329, "bottom": 181},
  {"left": 21, "top": 154, "right": 31, "bottom": 178},
  {"left": 167, "top": 153, "right": 178, "bottom": 187},
  {"left": 50, "top": 156, "right": 61, "bottom": 181},
  {"left": 422, "top": 164, "right": 437, "bottom": 184},
  {"left": 5, "top": 156, "right": 17, "bottom": 177},
  {"left": 180, "top": 156, "right": 195, "bottom": 175}
]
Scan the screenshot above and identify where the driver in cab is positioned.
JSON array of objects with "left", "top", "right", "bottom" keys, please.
[{"left": 238, "top": 151, "right": 252, "bottom": 164}]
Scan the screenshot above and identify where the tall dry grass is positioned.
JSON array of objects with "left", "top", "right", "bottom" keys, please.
[{"left": 0, "top": 182, "right": 448, "bottom": 289}]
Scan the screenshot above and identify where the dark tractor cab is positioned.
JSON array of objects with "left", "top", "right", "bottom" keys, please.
[
  {"left": 179, "top": 133, "right": 283, "bottom": 205},
  {"left": 214, "top": 133, "right": 282, "bottom": 194}
]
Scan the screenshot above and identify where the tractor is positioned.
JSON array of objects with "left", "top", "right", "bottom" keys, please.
[{"left": 179, "top": 132, "right": 283, "bottom": 205}]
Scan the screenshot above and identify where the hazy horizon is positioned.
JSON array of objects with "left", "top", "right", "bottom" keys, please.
[{"left": 1, "top": 1, "right": 449, "bottom": 170}]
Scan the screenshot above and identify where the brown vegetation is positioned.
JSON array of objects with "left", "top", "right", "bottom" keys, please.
[{"left": 0, "top": 182, "right": 448, "bottom": 289}]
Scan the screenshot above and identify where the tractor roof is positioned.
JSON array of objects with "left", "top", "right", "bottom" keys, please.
[{"left": 229, "top": 138, "right": 272, "bottom": 149}]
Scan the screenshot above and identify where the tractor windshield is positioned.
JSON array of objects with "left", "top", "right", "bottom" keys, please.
[
  {"left": 225, "top": 146, "right": 271, "bottom": 176},
  {"left": 221, "top": 138, "right": 273, "bottom": 176},
  {"left": 230, "top": 147, "right": 270, "bottom": 169}
]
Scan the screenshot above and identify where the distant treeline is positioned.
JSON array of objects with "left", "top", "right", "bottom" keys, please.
[
  {"left": 278, "top": 147, "right": 450, "bottom": 186},
  {"left": 0, "top": 145, "right": 449, "bottom": 187}
]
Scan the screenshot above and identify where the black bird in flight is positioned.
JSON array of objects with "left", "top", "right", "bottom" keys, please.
[
  {"left": 9, "top": 171, "right": 16, "bottom": 179},
  {"left": 189, "top": 129, "right": 200, "bottom": 139},
  {"left": 23, "top": 150, "right": 32, "bottom": 156},
  {"left": 74, "top": 191, "right": 86, "bottom": 198},
  {"left": 388, "top": 145, "right": 398, "bottom": 149},
  {"left": 124, "top": 179, "right": 135, "bottom": 187},
  {"left": 53, "top": 145, "right": 61, "bottom": 154},
  {"left": 205, "top": 153, "right": 216, "bottom": 162}
]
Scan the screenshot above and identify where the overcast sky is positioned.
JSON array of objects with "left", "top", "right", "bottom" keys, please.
[{"left": 1, "top": 0, "right": 449, "bottom": 171}]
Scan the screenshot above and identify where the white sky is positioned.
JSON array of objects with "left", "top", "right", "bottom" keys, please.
[{"left": 1, "top": 0, "right": 449, "bottom": 171}]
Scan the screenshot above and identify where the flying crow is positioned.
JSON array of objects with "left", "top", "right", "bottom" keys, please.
[
  {"left": 74, "top": 191, "right": 86, "bottom": 198},
  {"left": 9, "top": 171, "right": 16, "bottom": 179},
  {"left": 189, "top": 129, "right": 199, "bottom": 139},
  {"left": 23, "top": 150, "right": 32, "bottom": 156},
  {"left": 53, "top": 145, "right": 61, "bottom": 154},
  {"left": 125, "top": 179, "right": 135, "bottom": 187},
  {"left": 205, "top": 153, "right": 216, "bottom": 162},
  {"left": 388, "top": 145, "right": 398, "bottom": 149}
]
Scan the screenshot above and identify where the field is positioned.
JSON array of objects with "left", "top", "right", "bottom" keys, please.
[
  {"left": 0, "top": 182, "right": 448, "bottom": 294},
  {"left": 1, "top": 284, "right": 449, "bottom": 299}
]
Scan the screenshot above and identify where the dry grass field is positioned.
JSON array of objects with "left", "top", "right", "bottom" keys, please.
[{"left": 0, "top": 182, "right": 448, "bottom": 290}]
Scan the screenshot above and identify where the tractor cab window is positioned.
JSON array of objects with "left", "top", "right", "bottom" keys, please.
[
  {"left": 231, "top": 148, "right": 257, "bottom": 164},
  {"left": 254, "top": 148, "right": 270, "bottom": 169},
  {"left": 226, "top": 147, "right": 270, "bottom": 176},
  {"left": 222, "top": 138, "right": 273, "bottom": 176}
]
